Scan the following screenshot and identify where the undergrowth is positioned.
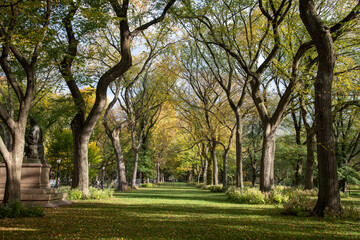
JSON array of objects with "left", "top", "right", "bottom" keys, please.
[{"left": 0, "top": 200, "right": 44, "bottom": 218}]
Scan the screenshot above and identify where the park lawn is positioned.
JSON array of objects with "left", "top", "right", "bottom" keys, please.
[{"left": 0, "top": 183, "right": 359, "bottom": 240}]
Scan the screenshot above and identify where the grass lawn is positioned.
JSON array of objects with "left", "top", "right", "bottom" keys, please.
[{"left": 0, "top": 183, "right": 359, "bottom": 239}]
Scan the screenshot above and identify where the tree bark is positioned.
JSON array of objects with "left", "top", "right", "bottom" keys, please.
[
  {"left": 235, "top": 113, "right": 244, "bottom": 188},
  {"left": 222, "top": 150, "right": 228, "bottom": 187},
  {"left": 295, "top": 158, "right": 303, "bottom": 186},
  {"left": 197, "top": 166, "right": 201, "bottom": 183},
  {"left": 201, "top": 143, "right": 208, "bottom": 185},
  {"left": 304, "top": 131, "right": 315, "bottom": 190},
  {"left": 251, "top": 161, "right": 257, "bottom": 187},
  {"left": 211, "top": 140, "right": 218, "bottom": 185},
  {"left": 131, "top": 147, "right": 139, "bottom": 188},
  {"left": 111, "top": 130, "right": 128, "bottom": 191},
  {"left": 203, "top": 158, "right": 208, "bottom": 185},
  {"left": 70, "top": 114, "right": 83, "bottom": 188},
  {"left": 187, "top": 170, "right": 192, "bottom": 183},
  {"left": 3, "top": 131, "right": 26, "bottom": 203},
  {"left": 292, "top": 110, "right": 303, "bottom": 187},
  {"left": 156, "top": 162, "right": 160, "bottom": 183},
  {"left": 299, "top": 0, "right": 342, "bottom": 216},
  {"left": 260, "top": 122, "right": 276, "bottom": 192}
]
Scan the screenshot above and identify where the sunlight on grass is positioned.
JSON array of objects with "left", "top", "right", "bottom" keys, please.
[
  {"left": 0, "top": 227, "right": 38, "bottom": 231},
  {"left": 0, "top": 183, "right": 359, "bottom": 239}
]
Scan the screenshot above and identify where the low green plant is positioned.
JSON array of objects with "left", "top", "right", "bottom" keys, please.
[
  {"left": 323, "top": 204, "right": 360, "bottom": 220},
  {"left": 65, "top": 186, "right": 114, "bottom": 200},
  {"left": 195, "top": 183, "right": 204, "bottom": 188},
  {"left": 141, "top": 183, "right": 155, "bottom": 188},
  {"left": 266, "top": 186, "right": 290, "bottom": 204},
  {"left": 282, "top": 190, "right": 317, "bottom": 216},
  {"left": 58, "top": 186, "right": 71, "bottom": 193},
  {"left": 0, "top": 200, "right": 44, "bottom": 218},
  {"left": 226, "top": 187, "right": 266, "bottom": 204},
  {"left": 67, "top": 188, "right": 84, "bottom": 200},
  {"left": 208, "top": 185, "right": 223, "bottom": 193},
  {"left": 89, "top": 187, "right": 114, "bottom": 200}
]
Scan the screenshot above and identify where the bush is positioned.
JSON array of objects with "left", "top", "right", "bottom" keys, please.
[
  {"left": 325, "top": 204, "right": 360, "bottom": 220},
  {"left": 195, "top": 183, "right": 205, "bottom": 188},
  {"left": 226, "top": 187, "right": 266, "bottom": 204},
  {"left": 208, "top": 185, "right": 223, "bottom": 193},
  {"left": 58, "top": 186, "right": 71, "bottom": 193},
  {"left": 66, "top": 187, "right": 114, "bottom": 200},
  {"left": 89, "top": 187, "right": 114, "bottom": 200},
  {"left": 141, "top": 183, "right": 155, "bottom": 188},
  {"left": 282, "top": 190, "right": 317, "bottom": 216},
  {"left": 266, "top": 186, "right": 290, "bottom": 204},
  {"left": 67, "top": 188, "right": 84, "bottom": 200},
  {"left": 0, "top": 200, "right": 44, "bottom": 219}
]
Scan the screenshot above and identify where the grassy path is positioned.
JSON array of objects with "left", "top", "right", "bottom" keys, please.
[{"left": 0, "top": 183, "right": 359, "bottom": 239}]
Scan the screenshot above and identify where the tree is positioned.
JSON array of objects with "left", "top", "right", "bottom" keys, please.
[
  {"left": 103, "top": 82, "right": 131, "bottom": 191},
  {"left": 298, "top": 0, "right": 360, "bottom": 216},
  {"left": 0, "top": 0, "right": 51, "bottom": 203},
  {"left": 55, "top": 0, "right": 176, "bottom": 196},
  {"left": 180, "top": 0, "right": 300, "bottom": 191},
  {"left": 194, "top": 43, "right": 250, "bottom": 188}
]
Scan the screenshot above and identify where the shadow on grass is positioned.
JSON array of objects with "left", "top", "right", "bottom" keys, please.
[{"left": 0, "top": 183, "right": 359, "bottom": 240}]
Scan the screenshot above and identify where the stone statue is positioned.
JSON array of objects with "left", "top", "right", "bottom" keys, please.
[{"left": 24, "top": 118, "right": 46, "bottom": 164}]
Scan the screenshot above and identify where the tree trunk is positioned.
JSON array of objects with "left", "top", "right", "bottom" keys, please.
[
  {"left": 3, "top": 162, "right": 21, "bottom": 203},
  {"left": 295, "top": 157, "right": 303, "bottom": 186},
  {"left": 77, "top": 135, "right": 90, "bottom": 197},
  {"left": 300, "top": 0, "right": 342, "bottom": 216},
  {"left": 187, "top": 170, "right": 192, "bottom": 183},
  {"left": 131, "top": 148, "right": 139, "bottom": 188},
  {"left": 235, "top": 113, "right": 244, "bottom": 188},
  {"left": 202, "top": 158, "right": 208, "bottom": 185},
  {"left": 155, "top": 162, "right": 160, "bottom": 183},
  {"left": 197, "top": 167, "right": 201, "bottom": 183},
  {"left": 252, "top": 162, "right": 257, "bottom": 187},
  {"left": 3, "top": 133, "right": 25, "bottom": 204},
  {"left": 222, "top": 150, "right": 228, "bottom": 187},
  {"left": 304, "top": 131, "right": 315, "bottom": 190},
  {"left": 260, "top": 122, "right": 276, "bottom": 192},
  {"left": 292, "top": 110, "right": 303, "bottom": 187},
  {"left": 211, "top": 140, "right": 218, "bottom": 185},
  {"left": 71, "top": 114, "right": 83, "bottom": 189},
  {"left": 110, "top": 130, "right": 128, "bottom": 191},
  {"left": 339, "top": 179, "right": 347, "bottom": 193}
]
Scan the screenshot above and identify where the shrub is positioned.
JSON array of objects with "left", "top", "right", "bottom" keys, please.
[
  {"left": 266, "top": 186, "right": 290, "bottom": 204},
  {"left": 337, "top": 205, "right": 360, "bottom": 219},
  {"left": 67, "top": 188, "right": 84, "bottom": 200},
  {"left": 58, "top": 186, "right": 71, "bottom": 193},
  {"left": 0, "top": 200, "right": 44, "bottom": 219},
  {"left": 282, "top": 190, "right": 317, "bottom": 216},
  {"left": 89, "top": 187, "right": 114, "bottom": 200},
  {"left": 208, "top": 185, "right": 223, "bottom": 193},
  {"left": 65, "top": 186, "right": 114, "bottom": 200},
  {"left": 340, "top": 191, "right": 350, "bottom": 198},
  {"left": 141, "top": 183, "right": 155, "bottom": 188},
  {"left": 195, "top": 183, "right": 205, "bottom": 188},
  {"left": 226, "top": 187, "right": 266, "bottom": 204}
]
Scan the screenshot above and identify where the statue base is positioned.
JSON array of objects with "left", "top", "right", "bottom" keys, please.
[{"left": 0, "top": 163, "right": 71, "bottom": 208}]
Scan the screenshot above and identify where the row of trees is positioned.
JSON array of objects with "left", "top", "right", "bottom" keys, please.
[
  {"left": 0, "top": 0, "right": 359, "bottom": 217},
  {"left": 0, "top": 0, "right": 176, "bottom": 201},
  {"left": 171, "top": 0, "right": 360, "bottom": 216}
]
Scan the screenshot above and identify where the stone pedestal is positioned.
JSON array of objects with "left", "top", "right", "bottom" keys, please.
[{"left": 0, "top": 163, "right": 71, "bottom": 208}]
